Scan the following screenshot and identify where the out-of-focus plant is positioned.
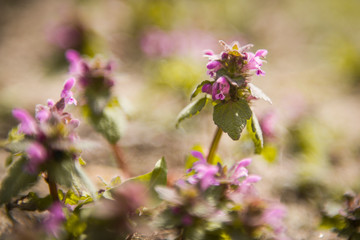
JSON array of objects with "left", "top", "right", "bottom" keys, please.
[
  {"left": 155, "top": 152, "right": 287, "bottom": 240},
  {"left": 321, "top": 192, "right": 360, "bottom": 239},
  {"left": 66, "top": 50, "right": 129, "bottom": 176}
]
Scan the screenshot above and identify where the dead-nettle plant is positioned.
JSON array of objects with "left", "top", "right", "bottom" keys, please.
[
  {"left": 66, "top": 50, "right": 129, "bottom": 176},
  {"left": 0, "top": 40, "right": 288, "bottom": 240}
]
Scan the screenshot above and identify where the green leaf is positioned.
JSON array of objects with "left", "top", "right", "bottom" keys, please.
[
  {"left": 6, "top": 192, "right": 52, "bottom": 212},
  {"left": 64, "top": 189, "right": 80, "bottom": 205},
  {"left": 176, "top": 97, "right": 208, "bottom": 128},
  {"left": 246, "top": 113, "right": 263, "bottom": 154},
  {"left": 213, "top": 99, "right": 252, "bottom": 140},
  {"left": 47, "top": 159, "right": 75, "bottom": 188},
  {"left": 83, "top": 99, "right": 126, "bottom": 144},
  {"left": 125, "top": 157, "right": 167, "bottom": 195},
  {"left": 320, "top": 214, "right": 346, "bottom": 230},
  {"left": 190, "top": 80, "right": 211, "bottom": 100},
  {"left": 0, "top": 157, "right": 39, "bottom": 205},
  {"left": 110, "top": 176, "right": 121, "bottom": 187},
  {"left": 73, "top": 163, "right": 97, "bottom": 199},
  {"left": 247, "top": 83, "right": 272, "bottom": 104}
]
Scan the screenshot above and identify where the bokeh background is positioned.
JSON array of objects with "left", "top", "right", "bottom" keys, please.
[{"left": 1, "top": 0, "right": 360, "bottom": 239}]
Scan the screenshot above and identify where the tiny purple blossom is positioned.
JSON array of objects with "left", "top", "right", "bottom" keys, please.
[
  {"left": 12, "top": 109, "right": 38, "bottom": 135},
  {"left": 65, "top": 49, "right": 81, "bottom": 74},
  {"left": 203, "top": 49, "right": 214, "bottom": 56},
  {"left": 201, "top": 83, "right": 212, "bottom": 94},
  {"left": 44, "top": 202, "right": 66, "bottom": 237},
  {"left": 187, "top": 151, "right": 219, "bottom": 190},
  {"left": 61, "top": 78, "right": 77, "bottom": 106},
  {"left": 238, "top": 175, "right": 261, "bottom": 194},
  {"left": 26, "top": 142, "right": 47, "bottom": 173},
  {"left": 212, "top": 76, "right": 230, "bottom": 100},
  {"left": 229, "top": 158, "right": 251, "bottom": 184},
  {"left": 206, "top": 60, "right": 221, "bottom": 70}
]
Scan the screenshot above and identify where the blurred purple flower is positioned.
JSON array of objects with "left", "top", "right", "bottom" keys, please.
[
  {"left": 25, "top": 142, "right": 47, "bottom": 173},
  {"left": 262, "top": 205, "right": 287, "bottom": 237},
  {"left": 48, "top": 23, "right": 83, "bottom": 50},
  {"left": 35, "top": 105, "right": 51, "bottom": 122},
  {"left": 44, "top": 202, "right": 66, "bottom": 237},
  {"left": 229, "top": 158, "right": 251, "bottom": 184},
  {"left": 238, "top": 175, "right": 262, "bottom": 195},
  {"left": 187, "top": 151, "right": 219, "bottom": 190},
  {"left": 61, "top": 78, "right": 77, "bottom": 106},
  {"left": 12, "top": 108, "right": 38, "bottom": 135},
  {"left": 140, "top": 28, "right": 216, "bottom": 58},
  {"left": 260, "top": 111, "right": 277, "bottom": 139}
]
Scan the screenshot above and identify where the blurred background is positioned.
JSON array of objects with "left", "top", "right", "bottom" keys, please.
[{"left": 1, "top": 0, "right": 360, "bottom": 238}]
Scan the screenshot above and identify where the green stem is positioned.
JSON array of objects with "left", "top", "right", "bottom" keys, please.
[
  {"left": 110, "top": 142, "right": 131, "bottom": 178},
  {"left": 207, "top": 127, "right": 223, "bottom": 164},
  {"left": 47, "top": 177, "right": 59, "bottom": 202}
]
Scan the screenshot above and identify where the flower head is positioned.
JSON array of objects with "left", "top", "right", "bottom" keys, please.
[{"left": 201, "top": 40, "right": 268, "bottom": 103}]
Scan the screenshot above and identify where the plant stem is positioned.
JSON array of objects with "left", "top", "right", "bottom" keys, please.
[
  {"left": 110, "top": 142, "right": 131, "bottom": 178},
  {"left": 48, "top": 179, "right": 59, "bottom": 202},
  {"left": 207, "top": 127, "right": 223, "bottom": 164}
]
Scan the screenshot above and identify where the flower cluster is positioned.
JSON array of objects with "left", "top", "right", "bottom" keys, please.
[
  {"left": 66, "top": 49, "right": 115, "bottom": 114},
  {"left": 12, "top": 78, "right": 80, "bottom": 174},
  {"left": 202, "top": 40, "right": 268, "bottom": 101},
  {"left": 155, "top": 152, "right": 287, "bottom": 240}
]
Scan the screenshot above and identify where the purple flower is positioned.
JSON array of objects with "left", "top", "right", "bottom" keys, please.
[
  {"left": 44, "top": 202, "right": 66, "bottom": 237},
  {"left": 260, "top": 111, "right": 277, "bottom": 139},
  {"left": 238, "top": 175, "right": 261, "bottom": 195},
  {"left": 187, "top": 151, "right": 219, "bottom": 190},
  {"left": 201, "top": 83, "right": 212, "bottom": 94},
  {"left": 206, "top": 60, "right": 221, "bottom": 70},
  {"left": 243, "top": 49, "right": 268, "bottom": 76},
  {"left": 25, "top": 142, "right": 47, "bottom": 173},
  {"left": 61, "top": 78, "right": 77, "bottom": 106},
  {"left": 12, "top": 109, "right": 38, "bottom": 135},
  {"left": 212, "top": 76, "right": 230, "bottom": 100},
  {"left": 262, "top": 205, "right": 287, "bottom": 236},
  {"left": 229, "top": 158, "right": 251, "bottom": 184},
  {"left": 35, "top": 105, "right": 51, "bottom": 122}
]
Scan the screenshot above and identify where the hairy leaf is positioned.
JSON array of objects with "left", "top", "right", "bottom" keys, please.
[
  {"left": 0, "top": 157, "right": 39, "bottom": 205},
  {"left": 248, "top": 83, "right": 272, "bottom": 104},
  {"left": 246, "top": 112, "right": 263, "bottom": 154},
  {"left": 176, "top": 97, "right": 208, "bottom": 128},
  {"left": 213, "top": 99, "right": 252, "bottom": 140}
]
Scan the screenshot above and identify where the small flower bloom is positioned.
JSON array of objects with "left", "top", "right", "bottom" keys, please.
[
  {"left": 12, "top": 108, "right": 38, "bottom": 135},
  {"left": 206, "top": 60, "right": 222, "bottom": 70},
  {"left": 61, "top": 78, "right": 77, "bottom": 106},
  {"left": 238, "top": 175, "right": 262, "bottom": 195},
  {"left": 229, "top": 158, "right": 251, "bottom": 184},
  {"left": 187, "top": 151, "right": 219, "bottom": 190},
  {"left": 201, "top": 83, "right": 212, "bottom": 94},
  {"left": 212, "top": 76, "right": 230, "bottom": 100}
]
